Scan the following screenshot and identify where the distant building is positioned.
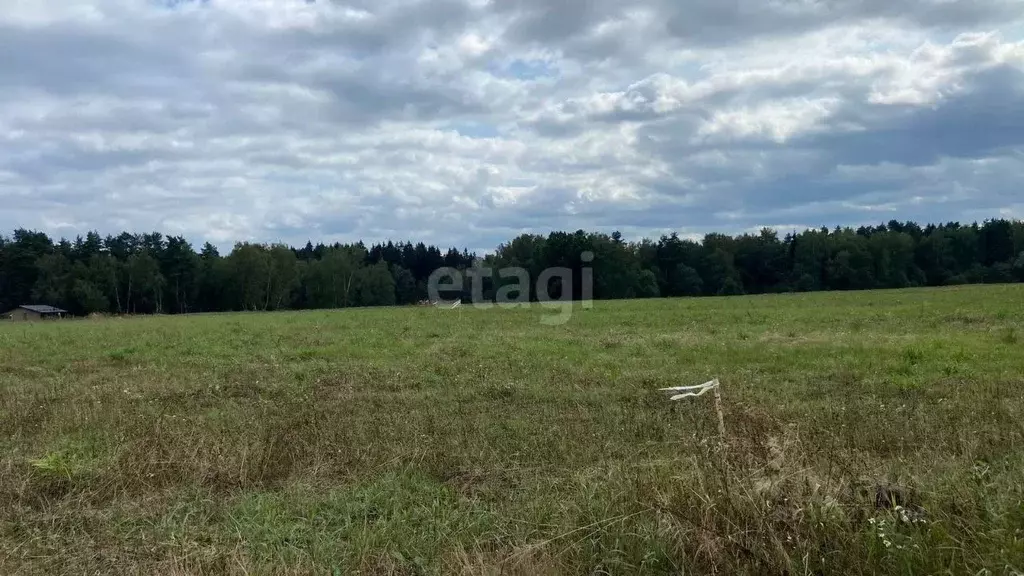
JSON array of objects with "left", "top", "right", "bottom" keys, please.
[{"left": 2, "top": 305, "right": 69, "bottom": 322}]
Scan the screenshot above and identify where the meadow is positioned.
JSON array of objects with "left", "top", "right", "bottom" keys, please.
[{"left": 1, "top": 285, "right": 1023, "bottom": 575}]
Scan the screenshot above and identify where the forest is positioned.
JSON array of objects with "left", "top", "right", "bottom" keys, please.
[{"left": 1, "top": 219, "right": 1023, "bottom": 316}]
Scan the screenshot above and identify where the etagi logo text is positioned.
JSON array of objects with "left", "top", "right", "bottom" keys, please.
[{"left": 427, "top": 251, "right": 595, "bottom": 325}]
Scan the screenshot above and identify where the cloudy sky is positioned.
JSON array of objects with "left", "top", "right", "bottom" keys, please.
[{"left": 2, "top": 0, "right": 1023, "bottom": 253}]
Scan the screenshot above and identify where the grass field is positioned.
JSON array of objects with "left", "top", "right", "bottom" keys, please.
[{"left": 2, "top": 285, "right": 1023, "bottom": 574}]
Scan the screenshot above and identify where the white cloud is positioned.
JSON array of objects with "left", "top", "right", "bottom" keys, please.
[{"left": 0, "top": 0, "right": 1023, "bottom": 252}]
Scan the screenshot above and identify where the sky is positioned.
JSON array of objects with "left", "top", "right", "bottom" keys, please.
[{"left": 1, "top": 0, "right": 1023, "bottom": 254}]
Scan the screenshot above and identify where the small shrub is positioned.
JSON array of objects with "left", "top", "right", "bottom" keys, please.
[
  {"left": 902, "top": 347, "right": 925, "bottom": 366},
  {"left": 106, "top": 346, "right": 138, "bottom": 364}
]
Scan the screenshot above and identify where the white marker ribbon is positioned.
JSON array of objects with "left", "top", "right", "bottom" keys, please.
[{"left": 659, "top": 379, "right": 720, "bottom": 401}]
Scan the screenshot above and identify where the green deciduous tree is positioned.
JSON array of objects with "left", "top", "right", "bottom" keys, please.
[{"left": 2, "top": 218, "right": 1023, "bottom": 316}]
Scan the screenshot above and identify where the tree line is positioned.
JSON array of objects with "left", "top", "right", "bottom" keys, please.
[{"left": 1, "top": 219, "right": 1023, "bottom": 316}]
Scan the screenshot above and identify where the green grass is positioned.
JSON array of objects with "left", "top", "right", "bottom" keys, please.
[{"left": 1, "top": 285, "right": 1023, "bottom": 574}]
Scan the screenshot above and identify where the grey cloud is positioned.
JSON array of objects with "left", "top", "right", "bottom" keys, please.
[
  {"left": 662, "top": 0, "right": 1019, "bottom": 45},
  {"left": 237, "top": 0, "right": 477, "bottom": 57},
  {"left": 1, "top": 0, "right": 1023, "bottom": 251},
  {"left": 801, "top": 65, "right": 1024, "bottom": 166},
  {"left": 0, "top": 24, "right": 195, "bottom": 95},
  {"left": 1, "top": 146, "right": 169, "bottom": 182},
  {"left": 489, "top": 0, "right": 1019, "bottom": 52},
  {"left": 313, "top": 72, "right": 490, "bottom": 125},
  {"left": 492, "top": 0, "right": 623, "bottom": 44},
  {"left": 605, "top": 57, "right": 1024, "bottom": 234}
]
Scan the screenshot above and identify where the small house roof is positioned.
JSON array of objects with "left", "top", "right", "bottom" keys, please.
[{"left": 18, "top": 305, "right": 68, "bottom": 314}]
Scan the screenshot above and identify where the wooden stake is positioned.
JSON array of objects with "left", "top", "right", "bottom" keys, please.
[
  {"left": 711, "top": 378, "right": 727, "bottom": 446},
  {"left": 710, "top": 378, "right": 731, "bottom": 495}
]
